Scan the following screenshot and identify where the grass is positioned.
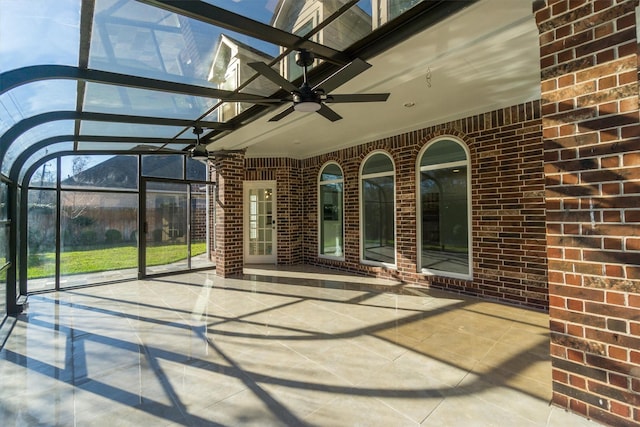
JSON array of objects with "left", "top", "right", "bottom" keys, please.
[{"left": 27, "top": 242, "right": 207, "bottom": 279}]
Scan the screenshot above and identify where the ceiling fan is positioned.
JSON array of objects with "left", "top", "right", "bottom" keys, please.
[
  {"left": 248, "top": 50, "right": 390, "bottom": 122},
  {"left": 189, "top": 126, "right": 244, "bottom": 162}
]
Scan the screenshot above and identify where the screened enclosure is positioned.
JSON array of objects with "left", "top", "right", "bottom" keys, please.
[{"left": 1, "top": 0, "right": 475, "bottom": 318}]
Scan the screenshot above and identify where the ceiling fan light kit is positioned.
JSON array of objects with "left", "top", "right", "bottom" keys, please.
[
  {"left": 190, "top": 144, "right": 209, "bottom": 162},
  {"left": 190, "top": 126, "right": 209, "bottom": 162},
  {"left": 294, "top": 102, "right": 322, "bottom": 112}
]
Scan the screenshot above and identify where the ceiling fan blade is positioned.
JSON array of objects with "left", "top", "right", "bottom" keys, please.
[
  {"left": 326, "top": 93, "right": 390, "bottom": 103},
  {"left": 231, "top": 97, "right": 286, "bottom": 104},
  {"left": 316, "top": 104, "right": 342, "bottom": 122},
  {"left": 313, "top": 58, "right": 371, "bottom": 93},
  {"left": 207, "top": 149, "right": 245, "bottom": 159},
  {"left": 225, "top": 94, "right": 284, "bottom": 103},
  {"left": 249, "top": 62, "right": 298, "bottom": 93},
  {"left": 269, "top": 105, "right": 296, "bottom": 121}
]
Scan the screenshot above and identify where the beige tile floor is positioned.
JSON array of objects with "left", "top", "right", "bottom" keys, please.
[{"left": 0, "top": 266, "right": 601, "bottom": 426}]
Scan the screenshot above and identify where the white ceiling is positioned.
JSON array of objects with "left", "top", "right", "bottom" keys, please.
[{"left": 207, "top": 0, "right": 541, "bottom": 159}]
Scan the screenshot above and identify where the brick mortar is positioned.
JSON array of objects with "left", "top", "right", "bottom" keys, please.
[
  {"left": 298, "top": 101, "right": 547, "bottom": 310},
  {"left": 537, "top": 1, "right": 640, "bottom": 425}
]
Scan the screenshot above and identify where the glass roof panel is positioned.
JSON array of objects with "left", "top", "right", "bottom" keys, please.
[
  {"left": 3, "top": 121, "right": 75, "bottom": 176},
  {"left": 83, "top": 82, "right": 218, "bottom": 119},
  {"left": 0, "top": 0, "right": 445, "bottom": 177},
  {"left": 79, "top": 121, "right": 192, "bottom": 139},
  {"left": 89, "top": 0, "right": 278, "bottom": 87},
  {"left": 0, "top": 0, "right": 80, "bottom": 72},
  {"left": 0, "top": 81, "right": 78, "bottom": 131},
  {"left": 18, "top": 142, "right": 74, "bottom": 183}
]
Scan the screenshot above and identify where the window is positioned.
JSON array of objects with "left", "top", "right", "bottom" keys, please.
[
  {"left": 361, "top": 152, "right": 395, "bottom": 265},
  {"left": 287, "top": 19, "right": 315, "bottom": 81},
  {"left": 319, "top": 162, "right": 344, "bottom": 258},
  {"left": 220, "top": 62, "right": 239, "bottom": 120},
  {"left": 22, "top": 153, "right": 213, "bottom": 292},
  {"left": 388, "top": 0, "right": 422, "bottom": 21},
  {"left": 1, "top": 179, "right": 8, "bottom": 317},
  {"left": 418, "top": 138, "right": 470, "bottom": 278}
]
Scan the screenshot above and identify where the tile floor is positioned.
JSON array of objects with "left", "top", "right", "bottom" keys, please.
[{"left": 0, "top": 266, "right": 600, "bottom": 426}]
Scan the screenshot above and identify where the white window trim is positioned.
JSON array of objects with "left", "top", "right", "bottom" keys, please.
[
  {"left": 283, "top": 7, "right": 320, "bottom": 80},
  {"left": 220, "top": 63, "right": 239, "bottom": 121},
  {"left": 360, "top": 150, "right": 397, "bottom": 268},
  {"left": 415, "top": 136, "right": 472, "bottom": 280},
  {"left": 318, "top": 161, "right": 345, "bottom": 261}
]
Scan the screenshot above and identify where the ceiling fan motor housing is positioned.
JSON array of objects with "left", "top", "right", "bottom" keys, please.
[
  {"left": 293, "top": 82, "right": 321, "bottom": 104},
  {"left": 295, "top": 49, "right": 314, "bottom": 67}
]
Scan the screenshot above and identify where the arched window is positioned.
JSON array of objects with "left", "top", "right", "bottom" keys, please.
[
  {"left": 418, "top": 138, "right": 471, "bottom": 278},
  {"left": 318, "top": 162, "right": 344, "bottom": 258},
  {"left": 361, "top": 152, "right": 395, "bottom": 265}
]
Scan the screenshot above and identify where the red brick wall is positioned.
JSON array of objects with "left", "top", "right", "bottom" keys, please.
[
  {"left": 536, "top": 0, "right": 640, "bottom": 425},
  {"left": 301, "top": 101, "right": 548, "bottom": 309},
  {"left": 213, "top": 154, "right": 244, "bottom": 276}
]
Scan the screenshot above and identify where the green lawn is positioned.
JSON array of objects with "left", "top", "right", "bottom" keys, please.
[{"left": 27, "top": 242, "right": 207, "bottom": 279}]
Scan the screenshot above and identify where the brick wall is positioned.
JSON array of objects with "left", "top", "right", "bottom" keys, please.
[
  {"left": 213, "top": 153, "right": 244, "bottom": 276},
  {"left": 536, "top": 0, "right": 640, "bottom": 425},
  {"left": 301, "top": 100, "right": 548, "bottom": 310}
]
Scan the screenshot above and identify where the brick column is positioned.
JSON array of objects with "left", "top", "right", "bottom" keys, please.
[
  {"left": 535, "top": 1, "right": 640, "bottom": 425},
  {"left": 275, "top": 159, "right": 303, "bottom": 264},
  {"left": 213, "top": 153, "right": 245, "bottom": 277}
]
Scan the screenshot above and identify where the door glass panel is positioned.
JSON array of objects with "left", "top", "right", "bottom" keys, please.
[
  {"left": 248, "top": 187, "right": 273, "bottom": 256},
  {"left": 60, "top": 191, "right": 138, "bottom": 288},
  {"left": 190, "top": 183, "right": 215, "bottom": 269},
  {"left": 0, "top": 260, "right": 6, "bottom": 317},
  {"left": 145, "top": 182, "right": 188, "bottom": 274},
  {"left": 0, "top": 181, "right": 7, "bottom": 220},
  {"left": 1, "top": 221, "right": 7, "bottom": 317},
  {"left": 27, "top": 189, "right": 57, "bottom": 292},
  {"left": 1, "top": 182, "right": 8, "bottom": 315},
  {"left": 246, "top": 184, "right": 276, "bottom": 263}
]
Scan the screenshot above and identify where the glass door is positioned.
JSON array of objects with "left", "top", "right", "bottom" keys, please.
[
  {"left": 244, "top": 181, "right": 277, "bottom": 264},
  {"left": 141, "top": 180, "right": 215, "bottom": 276},
  {"left": 144, "top": 181, "right": 188, "bottom": 275},
  {"left": 189, "top": 182, "right": 215, "bottom": 270}
]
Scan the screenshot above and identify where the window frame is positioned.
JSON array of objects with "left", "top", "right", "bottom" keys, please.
[
  {"left": 359, "top": 150, "right": 396, "bottom": 268},
  {"left": 318, "top": 161, "right": 345, "bottom": 260},
  {"left": 281, "top": 3, "right": 321, "bottom": 80},
  {"left": 416, "top": 136, "right": 472, "bottom": 280}
]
